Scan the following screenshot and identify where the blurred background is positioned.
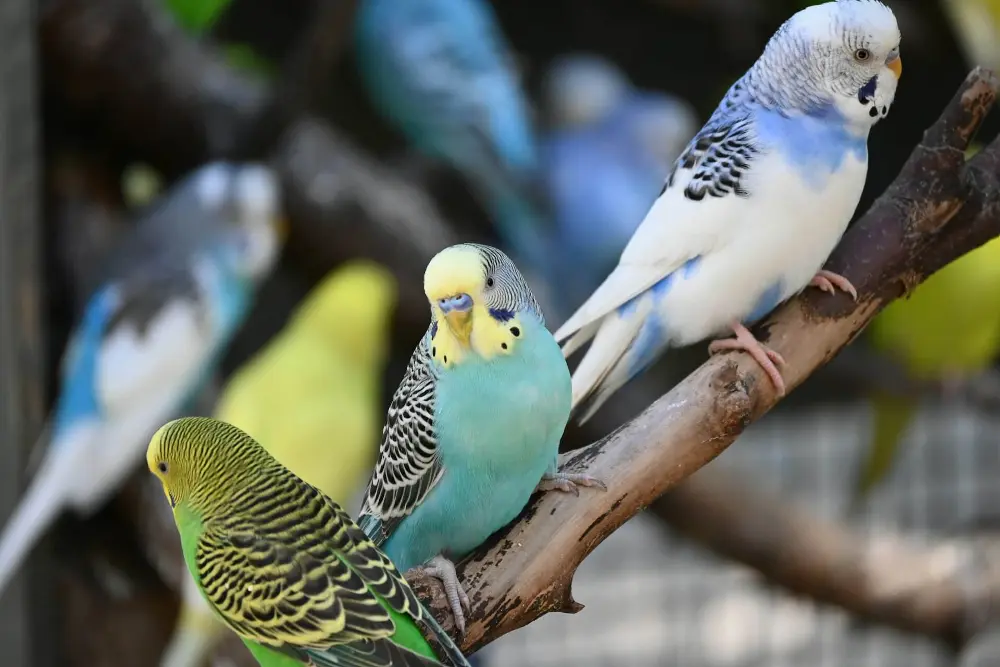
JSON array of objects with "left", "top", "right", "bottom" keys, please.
[{"left": 2, "top": 0, "right": 1000, "bottom": 665}]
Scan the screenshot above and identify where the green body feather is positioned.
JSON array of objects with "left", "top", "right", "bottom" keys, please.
[
  {"left": 854, "top": 235, "right": 1000, "bottom": 509},
  {"left": 149, "top": 417, "right": 468, "bottom": 667}
]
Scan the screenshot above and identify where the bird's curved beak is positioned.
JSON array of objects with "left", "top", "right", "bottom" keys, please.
[
  {"left": 159, "top": 482, "right": 177, "bottom": 508},
  {"left": 886, "top": 54, "right": 902, "bottom": 80},
  {"left": 438, "top": 293, "right": 474, "bottom": 346}
]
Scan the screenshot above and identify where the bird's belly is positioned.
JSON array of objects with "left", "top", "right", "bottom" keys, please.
[
  {"left": 385, "top": 465, "right": 546, "bottom": 570},
  {"left": 660, "top": 156, "right": 865, "bottom": 345},
  {"left": 384, "top": 345, "right": 570, "bottom": 570}
]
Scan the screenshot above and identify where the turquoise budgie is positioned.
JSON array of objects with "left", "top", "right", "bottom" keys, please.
[
  {"left": 353, "top": 0, "right": 560, "bottom": 304},
  {"left": 357, "top": 243, "right": 606, "bottom": 633},
  {"left": 0, "top": 163, "right": 284, "bottom": 599}
]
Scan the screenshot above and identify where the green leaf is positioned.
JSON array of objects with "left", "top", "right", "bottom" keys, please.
[{"left": 164, "top": 0, "right": 233, "bottom": 34}]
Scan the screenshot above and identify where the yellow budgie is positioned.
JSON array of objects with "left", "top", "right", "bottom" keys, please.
[
  {"left": 853, "top": 234, "right": 1000, "bottom": 508},
  {"left": 941, "top": 0, "right": 1000, "bottom": 73},
  {"left": 159, "top": 260, "right": 397, "bottom": 667}
]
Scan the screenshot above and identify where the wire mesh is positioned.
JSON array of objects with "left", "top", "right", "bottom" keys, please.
[{"left": 482, "top": 399, "right": 1000, "bottom": 666}]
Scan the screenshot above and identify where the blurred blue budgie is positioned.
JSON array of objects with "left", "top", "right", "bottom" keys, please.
[
  {"left": 353, "top": 0, "right": 556, "bottom": 280},
  {"left": 0, "top": 163, "right": 285, "bottom": 596},
  {"left": 556, "top": 0, "right": 902, "bottom": 422},
  {"left": 542, "top": 53, "right": 632, "bottom": 130},
  {"left": 542, "top": 54, "right": 699, "bottom": 309}
]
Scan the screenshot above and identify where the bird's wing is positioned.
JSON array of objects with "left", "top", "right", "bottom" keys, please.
[
  {"left": 198, "top": 489, "right": 464, "bottom": 667},
  {"left": 357, "top": 334, "right": 444, "bottom": 546},
  {"left": 384, "top": 0, "right": 540, "bottom": 192},
  {"left": 553, "top": 108, "right": 760, "bottom": 342},
  {"left": 92, "top": 264, "right": 217, "bottom": 419}
]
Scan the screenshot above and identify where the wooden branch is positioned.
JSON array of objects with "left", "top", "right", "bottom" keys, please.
[
  {"left": 40, "top": 0, "right": 268, "bottom": 173},
  {"left": 405, "top": 68, "right": 1000, "bottom": 653},
  {"left": 651, "top": 467, "right": 1000, "bottom": 647}
]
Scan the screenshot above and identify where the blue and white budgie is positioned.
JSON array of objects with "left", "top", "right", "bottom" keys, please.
[
  {"left": 555, "top": 0, "right": 902, "bottom": 422},
  {"left": 542, "top": 53, "right": 700, "bottom": 309},
  {"left": 357, "top": 243, "right": 606, "bottom": 634},
  {"left": 0, "top": 163, "right": 284, "bottom": 597},
  {"left": 353, "top": 0, "right": 556, "bottom": 282}
]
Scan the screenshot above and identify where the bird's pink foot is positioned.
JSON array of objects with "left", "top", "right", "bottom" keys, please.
[
  {"left": 708, "top": 322, "right": 787, "bottom": 395},
  {"left": 536, "top": 471, "right": 607, "bottom": 496},
  {"left": 415, "top": 555, "right": 470, "bottom": 634},
  {"left": 809, "top": 269, "right": 858, "bottom": 300}
]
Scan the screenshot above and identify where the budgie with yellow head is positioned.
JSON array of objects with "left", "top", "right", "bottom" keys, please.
[
  {"left": 358, "top": 243, "right": 606, "bottom": 634},
  {"left": 147, "top": 417, "right": 471, "bottom": 667},
  {"left": 160, "top": 261, "right": 396, "bottom": 667},
  {"left": 853, "top": 235, "right": 1000, "bottom": 508}
]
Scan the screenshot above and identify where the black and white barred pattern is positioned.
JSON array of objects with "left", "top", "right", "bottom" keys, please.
[
  {"left": 471, "top": 243, "right": 543, "bottom": 325},
  {"left": 666, "top": 111, "right": 759, "bottom": 202},
  {"left": 357, "top": 336, "right": 442, "bottom": 546}
]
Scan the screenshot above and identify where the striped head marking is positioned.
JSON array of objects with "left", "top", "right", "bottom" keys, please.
[{"left": 147, "top": 416, "right": 281, "bottom": 513}]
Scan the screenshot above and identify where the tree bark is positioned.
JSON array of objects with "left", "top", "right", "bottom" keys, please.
[{"left": 406, "top": 67, "right": 1000, "bottom": 653}]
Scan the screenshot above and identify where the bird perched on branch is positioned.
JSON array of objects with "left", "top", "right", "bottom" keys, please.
[
  {"left": 357, "top": 243, "right": 605, "bottom": 634},
  {"left": 147, "top": 417, "right": 471, "bottom": 667},
  {"left": 555, "top": 0, "right": 902, "bottom": 423},
  {"left": 353, "top": 0, "right": 559, "bottom": 301},
  {"left": 0, "top": 163, "right": 284, "bottom": 598},
  {"left": 541, "top": 53, "right": 699, "bottom": 311},
  {"left": 159, "top": 261, "right": 396, "bottom": 667},
  {"left": 852, "top": 235, "right": 1000, "bottom": 509}
]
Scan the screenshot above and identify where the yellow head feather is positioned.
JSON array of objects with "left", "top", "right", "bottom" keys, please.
[
  {"left": 423, "top": 244, "right": 531, "bottom": 366},
  {"left": 147, "top": 417, "right": 281, "bottom": 513},
  {"left": 423, "top": 245, "right": 488, "bottom": 304}
]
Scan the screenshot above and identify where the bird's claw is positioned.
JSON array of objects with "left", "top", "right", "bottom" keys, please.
[
  {"left": 809, "top": 269, "right": 858, "bottom": 301},
  {"left": 419, "top": 555, "right": 470, "bottom": 634},
  {"left": 709, "top": 322, "right": 787, "bottom": 395},
  {"left": 536, "top": 472, "right": 608, "bottom": 496}
]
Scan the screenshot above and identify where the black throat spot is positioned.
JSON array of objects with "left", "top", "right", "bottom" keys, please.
[{"left": 858, "top": 76, "right": 878, "bottom": 105}]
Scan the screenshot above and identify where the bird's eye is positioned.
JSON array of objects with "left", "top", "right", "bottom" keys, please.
[
  {"left": 486, "top": 277, "right": 495, "bottom": 288},
  {"left": 157, "top": 461, "right": 169, "bottom": 474},
  {"left": 854, "top": 48, "right": 871, "bottom": 62}
]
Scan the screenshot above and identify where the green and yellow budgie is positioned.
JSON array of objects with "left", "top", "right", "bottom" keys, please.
[
  {"left": 941, "top": 0, "right": 1000, "bottom": 74},
  {"left": 160, "top": 261, "right": 396, "bottom": 667},
  {"left": 148, "top": 416, "right": 471, "bottom": 667},
  {"left": 853, "top": 235, "right": 1000, "bottom": 508}
]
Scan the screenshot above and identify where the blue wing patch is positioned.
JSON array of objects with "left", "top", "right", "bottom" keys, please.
[{"left": 52, "top": 287, "right": 120, "bottom": 433}]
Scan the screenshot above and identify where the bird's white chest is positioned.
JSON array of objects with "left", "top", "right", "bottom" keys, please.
[{"left": 659, "top": 149, "right": 867, "bottom": 344}]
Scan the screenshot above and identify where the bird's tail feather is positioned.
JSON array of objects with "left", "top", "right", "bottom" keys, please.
[
  {"left": 849, "top": 391, "right": 917, "bottom": 513},
  {"left": 160, "top": 577, "right": 224, "bottom": 667},
  {"left": 561, "top": 321, "right": 600, "bottom": 359},
  {"left": 569, "top": 308, "right": 648, "bottom": 424},
  {"left": 416, "top": 610, "right": 472, "bottom": 667},
  {"left": 0, "top": 422, "right": 98, "bottom": 597}
]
